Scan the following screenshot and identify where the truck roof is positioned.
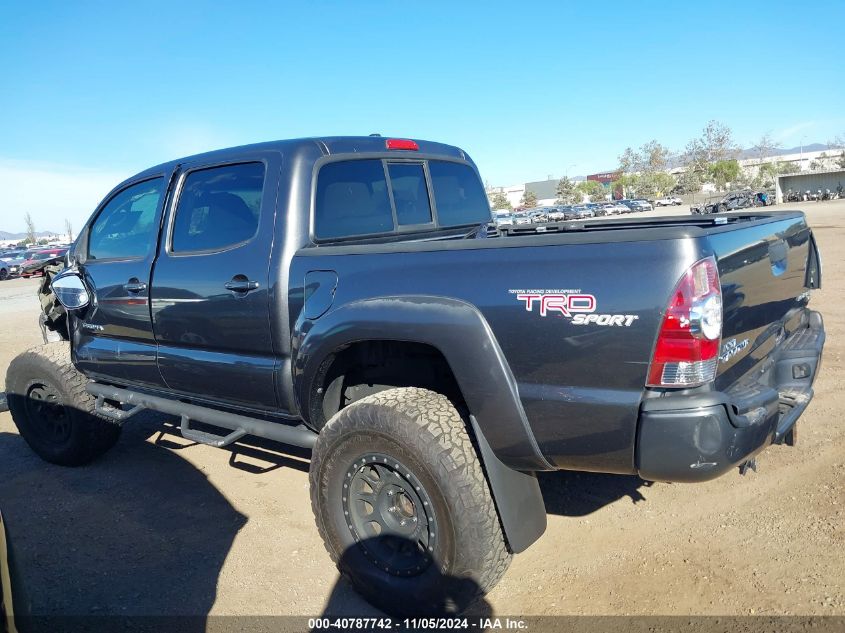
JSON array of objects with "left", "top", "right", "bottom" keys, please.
[{"left": 130, "top": 136, "right": 468, "bottom": 183}]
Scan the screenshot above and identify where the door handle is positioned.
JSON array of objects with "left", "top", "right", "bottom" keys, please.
[
  {"left": 123, "top": 280, "right": 147, "bottom": 293},
  {"left": 224, "top": 278, "right": 260, "bottom": 293}
]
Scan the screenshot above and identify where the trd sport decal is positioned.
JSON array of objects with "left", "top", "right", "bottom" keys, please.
[{"left": 509, "top": 289, "right": 638, "bottom": 327}]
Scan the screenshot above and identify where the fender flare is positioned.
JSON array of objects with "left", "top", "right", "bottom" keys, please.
[
  {"left": 293, "top": 295, "right": 552, "bottom": 472},
  {"left": 293, "top": 296, "right": 550, "bottom": 551}
]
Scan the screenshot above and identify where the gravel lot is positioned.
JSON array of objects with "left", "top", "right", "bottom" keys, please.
[{"left": 0, "top": 201, "right": 843, "bottom": 622}]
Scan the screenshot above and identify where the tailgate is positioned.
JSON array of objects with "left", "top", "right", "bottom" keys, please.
[{"left": 708, "top": 212, "right": 818, "bottom": 388}]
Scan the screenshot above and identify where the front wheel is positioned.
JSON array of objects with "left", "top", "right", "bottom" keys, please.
[
  {"left": 5, "top": 343, "right": 121, "bottom": 466},
  {"left": 310, "top": 387, "right": 511, "bottom": 616}
]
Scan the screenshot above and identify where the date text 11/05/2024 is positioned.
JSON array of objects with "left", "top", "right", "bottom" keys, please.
[{"left": 308, "top": 616, "right": 528, "bottom": 629}]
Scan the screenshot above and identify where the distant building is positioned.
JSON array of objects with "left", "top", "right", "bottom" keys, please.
[
  {"left": 587, "top": 171, "right": 622, "bottom": 199},
  {"left": 487, "top": 144, "right": 844, "bottom": 208}
]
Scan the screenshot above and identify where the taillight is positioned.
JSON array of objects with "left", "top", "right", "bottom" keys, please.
[
  {"left": 647, "top": 257, "right": 722, "bottom": 388},
  {"left": 386, "top": 138, "right": 419, "bottom": 151}
]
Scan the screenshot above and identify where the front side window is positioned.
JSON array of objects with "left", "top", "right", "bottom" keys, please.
[
  {"left": 171, "top": 162, "right": 264, "bottom": 253},
  {"left": 88, "top": 178, "right": 164, "bottom": 260},
  {"left": 428, "top": 162, "right": 492, "bottom": 227}
]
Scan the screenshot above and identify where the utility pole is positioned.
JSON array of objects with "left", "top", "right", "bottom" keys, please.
[{"left": 799, "top": 135, "right": 806, "bottom": 171}]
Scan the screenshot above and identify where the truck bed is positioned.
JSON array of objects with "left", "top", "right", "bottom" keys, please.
[{"left": 294, "top": 210, "right": 817, "bottom": 474}]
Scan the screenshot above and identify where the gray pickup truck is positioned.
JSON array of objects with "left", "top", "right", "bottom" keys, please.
[{"left": 5, "top": 136, "right": 825, "bottom": 615}]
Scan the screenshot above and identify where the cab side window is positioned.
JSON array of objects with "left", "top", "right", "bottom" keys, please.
[
  {"left": 88, "top": 178, "right": 164, "bottom": 260},
  {"left": 171, "top": 162, "right": 265, "bottom": 253}
]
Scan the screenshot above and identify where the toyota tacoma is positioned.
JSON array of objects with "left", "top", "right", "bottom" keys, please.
[{"left": 5, "top": 136, "right": 825, "bottom": 615}]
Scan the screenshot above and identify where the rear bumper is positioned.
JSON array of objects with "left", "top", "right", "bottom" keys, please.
[{"left": 636, "top": 310, "right": 825, "bottom": 482}]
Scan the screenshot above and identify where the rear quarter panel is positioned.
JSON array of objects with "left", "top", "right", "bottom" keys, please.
[{"left": 291, "top": 236, "right": 695, "bottom": 474}]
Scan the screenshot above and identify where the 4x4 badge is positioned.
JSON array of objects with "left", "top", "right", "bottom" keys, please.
[{"left": 719, "top": 338, "right": 749, "bottom": 363}]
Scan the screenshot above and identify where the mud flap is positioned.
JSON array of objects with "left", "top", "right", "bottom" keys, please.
[{"left": 469, "top": 416, "right": 547, "bottom": 553}]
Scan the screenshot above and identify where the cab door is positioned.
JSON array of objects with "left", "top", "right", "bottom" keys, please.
[
  {"left": 151, "top": 153, "right": 281, "bottom": 410},
  {"left": 73, "top": 175, "right": 170, "bottom": 387}
]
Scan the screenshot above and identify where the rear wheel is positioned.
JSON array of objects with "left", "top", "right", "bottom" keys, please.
[
  {"left": 310, "top": 387, "right": 511, "bottom": 616},
  {"left": 6, "top": 343, "right": 121, "bottom": 466},
  {"left": 0, "top": 268, "right": 7, "bottom": 281}
]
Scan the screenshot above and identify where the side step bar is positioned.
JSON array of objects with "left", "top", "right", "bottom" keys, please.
[{"left": 86, "top": 383, "right": 318, "bottom": 450}]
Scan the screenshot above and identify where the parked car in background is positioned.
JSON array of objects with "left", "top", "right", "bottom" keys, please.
[
  {"left": 600, "top": 202, "right": 624, "bottom": 215},
  {"left": 1, "top": 251, "right": 32, "bottom": 279},
  {"left": 513, "top": 211, "right": 532, "bottom": 225},
  {"left": 754, "top": 191, "right": 774, "bottom": 207},
  {"left": 0, "top": 258, "right": 12, "bottom": 281},
  {"left": 586, "top": 203, "right": 607, "bottom": 217},
  {"left": 546, "top": 206, "right": 570, "bottom": 221},
  {"left": 493, "top": 209, "right": 514, "bottom": 227},
  {"left": 20, "top": 248, "right": 68, "bottom": 278},
  {"left": 528, "top": 207, "right": 554, "bottom": 223},
  {"left": 654, "top": 195, "right": 683, "bottom": 207},
  {"left": 632, "top": 199, "right": 654, "bottom": 212},
  {"left": 690, "top": 190, "right": 759, "bottom": 215},
  {"left": 621, "top": 199, "right": 652, "bottom": 213},
  {"left": 569, "top": 205, "right": 595, "bottom": 220}
]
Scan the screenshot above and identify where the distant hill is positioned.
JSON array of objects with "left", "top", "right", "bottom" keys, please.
[
  {"left": 737, "top": 143, "right": 835, "bottom": 160},
  {"left": 664, "top": 142, "right": 841, "bottom": 169},
  {"left": 0, "top": 230, "right": 59, "bottom": 241}
]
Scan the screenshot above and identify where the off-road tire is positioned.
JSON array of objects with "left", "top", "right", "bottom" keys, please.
[
  {"left": 310, "top": 387, "right": 511, "bottom": 616},
  {"left": 5, "top": 342, "right": 121, "bottom": 466}
]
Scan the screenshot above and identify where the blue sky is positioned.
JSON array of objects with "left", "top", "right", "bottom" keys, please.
[{"left": 1, "top": 0, "right": 843, "bottom": 233}]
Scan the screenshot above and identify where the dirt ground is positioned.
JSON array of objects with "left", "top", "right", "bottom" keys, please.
[{"left": 0, "top": 201, "right": 843, "bottom": 621}]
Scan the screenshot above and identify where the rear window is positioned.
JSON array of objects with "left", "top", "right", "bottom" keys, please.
[
  {"left": 314, "top": 160, "right": 393, "bottom": 240},
  {"left": 314, "top": 159, "right": 490, "bottom": 240},
  {"left": 428, "top": 161, "right": 491, "bottom": 227},
  {"left": 388, "top": 163, "right": 432, "bottom": 226}
]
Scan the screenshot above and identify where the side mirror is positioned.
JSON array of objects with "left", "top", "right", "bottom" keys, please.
[{"left": 51, "top": 270, "right": 90, "bottom": 310}]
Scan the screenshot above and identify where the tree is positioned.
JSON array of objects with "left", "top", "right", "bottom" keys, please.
[
  {"left": 520, "top": 190, "right": 538, "bottom": 208},
  {"left": 684, "top": 120, "right": 738, "bottom": 175},
  {"left": 708, "top": 159, "right": 741, "bottom": 190},
  {"left": 24, "top": 212, "right": 36, "bottom": 245},
  {"left": 837, "top": 152, "right": 845, "bottom": 169},
  {"left": 65, "top": 219, "right": 74, "bottom": 243},
  {"left": 735, "top": 166, "right": 762, "bottom": 190},
  {"left": 752, "top": 133, "right": 777, "bottom": 163},
  {"left": 617, "top": 147, "right": 638, "bottom": 173},
  {"left": 674, "top": 169, "right": 702, "bottom": 194},
  {"left": 617, "top": 140, "right": 670, "bottom": 174},
  {"left": 555, "top": 176, "right": 581, "bottom": 204},
  {"left": 611, "top": 174, "right": 637, "bottom": 199},
  {"left": 646, "top": 172, "right": 676, "bottom": 197},
  {"left": 488, "top": 192, "right": 512, "bottom": 210},
  {"left": 577, "top": 180, "right": 607, "bottom": 202},
  {"left": 641, "top": 140, "right": 670, "bottom": 172}
]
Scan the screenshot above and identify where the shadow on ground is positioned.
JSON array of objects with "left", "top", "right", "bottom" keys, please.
[
  {"left": 319, "top": 536, "right": 493, "bottom": 622},
  {"left": 0, "top": 410, "right": 252, "bottom": 632},
  {"left": 538, "top": 470, "right": 653, "bottom": 517}
]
